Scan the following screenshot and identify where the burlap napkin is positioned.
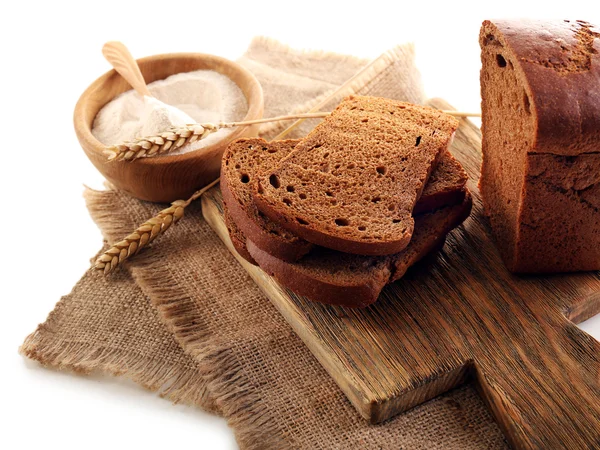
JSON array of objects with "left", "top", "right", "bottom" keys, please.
[{"left": 22, "top": 38, "right": 508, "bottom": 449}]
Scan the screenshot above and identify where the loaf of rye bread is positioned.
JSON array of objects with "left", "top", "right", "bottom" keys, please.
[
  {"left": 221, "top": 137, "right": 468, "bottom": 262},
  {"left": 480, "top": 20, "right": 600, "bottom": 273},
  {"left": 253, "top": 96, "right": 459, "bottom": 256},
  {"left": 245, "top": 191, "right": 472, "bottom": 308}
]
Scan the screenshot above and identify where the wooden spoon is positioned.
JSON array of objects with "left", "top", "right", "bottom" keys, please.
[
  {"left": 101, "top": 41, "right": 196, "bottom": 128},
  {"left": 102, "top": 41, "right": 152, "bottom": 97}
]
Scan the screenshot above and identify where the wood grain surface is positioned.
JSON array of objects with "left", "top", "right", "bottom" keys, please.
[{"left": 202, "top": 98, "right": 600, "bottom": 449}]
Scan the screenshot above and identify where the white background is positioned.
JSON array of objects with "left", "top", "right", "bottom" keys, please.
[{"left": 2, "top": 1, "right": 600, "bottom": 449}]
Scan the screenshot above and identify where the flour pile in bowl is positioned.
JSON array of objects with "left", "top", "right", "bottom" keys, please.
[{"left": 92, "top": 70, "right": 248, "bottom": 155}]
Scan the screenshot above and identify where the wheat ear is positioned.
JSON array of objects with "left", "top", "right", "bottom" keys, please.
[
  {"left": 103, "top": 123, "right": 218, "bottom": 161},
  {"left": 104, "top": 110, "right": 480, "bottom": 162},
  {"left": 94, "top": 178, "right": 219, "bottom": 274}
]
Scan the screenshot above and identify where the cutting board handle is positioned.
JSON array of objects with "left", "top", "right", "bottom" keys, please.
[{"left": 474, "top": 313, "right": 600, "bottom": 449}]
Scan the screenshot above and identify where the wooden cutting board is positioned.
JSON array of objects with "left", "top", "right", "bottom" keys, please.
[{"left": 201, "top": 98, "right": 600, "bottom": 449}]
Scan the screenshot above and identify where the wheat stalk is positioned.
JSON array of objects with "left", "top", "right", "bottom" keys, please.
[
  {"left": 103, "top": 123, "right": 218, "bottom": 161},
  {"left": 94, "top": 179, "right": 219, "bottom": 274},
  {"left": 104, "top": 110, "right": 480, "bottom": 162}
]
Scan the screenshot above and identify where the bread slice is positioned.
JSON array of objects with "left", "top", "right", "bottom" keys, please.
[
  {"left": 253, "top": 95, "right": 459, "bottom": 256},
  {"left": 221, "top": 138, "right": 314, "bottom": 261},
  {"left": 224, "top": 208, "right": 256, "bottom": 265},
  {"left": 245, "top": 191, "right": 472, "bottom": 308},
  {"left": 222, "top": 137, "right": 467, "bottom": 262},
  {"left": 413, "top": 152, "right": 468, "bottom": 215}
]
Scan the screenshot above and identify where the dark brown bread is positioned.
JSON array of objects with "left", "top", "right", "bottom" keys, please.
[
  {"left": 221, "top": 138, "right": 313, "bottom": 261},
  {"left": 222, "top": 137, "right": 467, "bottom": 262},
  {"left": 253, "top": 96, "right": 459, "bottom": 256},
  {"left": 224, "top": 208, "right": 256, "bottom": 265},
  {"left": 413, "top": 153, "right": 468, "bottom": 215},
  {"left": 479, "top": 20, "right": 600, "bottom": 273},
  {"left": 246, "top": 191, "right": 472, "bottom": 308}
]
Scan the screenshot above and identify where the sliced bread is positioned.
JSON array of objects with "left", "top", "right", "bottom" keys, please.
[
  {"left": 413, "top": 152, "right": 468, "bottom": 215},
  {"left": 224, "top": 208, "right": 256, "bottom": 265},
  {"left": 221, "top": 139, "right": 314, "bottom": 261},
  {"left": 245, "top": 190, "right": 472, "bottom": 308},
  {"left": 253, "top": 95, "right": 460, "bottom": 256},
  {"left": 222, "top": 137, "right": 467, "bottom": 262}
]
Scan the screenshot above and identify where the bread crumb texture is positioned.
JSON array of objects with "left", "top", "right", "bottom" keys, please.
[{"left": 254, "top": 96, "right": 459, "bottom": 256}]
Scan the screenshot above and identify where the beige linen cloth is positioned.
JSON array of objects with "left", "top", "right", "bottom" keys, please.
[{"left": 22, "top": 38, "right": 508, "bottom": 449}]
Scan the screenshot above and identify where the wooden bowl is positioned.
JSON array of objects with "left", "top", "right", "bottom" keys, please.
[{"left": 74, "top": 53, "right": 264, "bottom": 202}]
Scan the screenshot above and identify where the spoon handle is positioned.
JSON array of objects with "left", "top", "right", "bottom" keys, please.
[{"left": 102, "top": 41, "right": 152, "bottom": 97}]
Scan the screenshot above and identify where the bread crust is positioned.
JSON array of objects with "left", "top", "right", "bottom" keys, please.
[
  {"left": 251, "top": 194, "right": 416, "bottom": 256},
  {"left": 222, "top": 166, "right": 314, "bottom": 261},
  {"left": 413, "top": 153, "right": 468, "bottom": 214},
  {"left": 389, "top": 190, "right": 473, "bottom": 281},
  {"left": 245, "top": 191, "right": 472, "bottom": 308},
  {"left": 221, "top": 138, "right": 314, "bottom": 262},
  {"left": 483, "top": 19, "right": 600, "bottom": 156},
  {"left": 246, "top": 239, "right": 388, "bottom": 308},
  {"left": 224, "top": 208, "right": 257, "bottom": 265}
]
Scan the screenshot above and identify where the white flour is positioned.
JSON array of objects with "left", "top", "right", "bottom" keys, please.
[{"left": 92, "top": 70, "right": 248, "bottom": 155}]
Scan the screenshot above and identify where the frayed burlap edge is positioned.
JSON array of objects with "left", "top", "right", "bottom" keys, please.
[
  {"left": 133, "top": 261, "right": 288, "bottom": 450},
  {"left": 19, "top": 279, "right": 216, "bottom": 413},
  {"left": 83, "top": 186, "right": 287, "bottom": 449}
]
